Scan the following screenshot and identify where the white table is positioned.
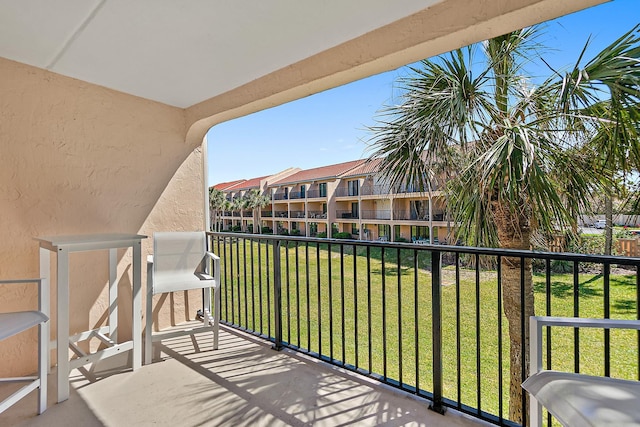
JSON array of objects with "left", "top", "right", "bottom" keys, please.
[{"left": 36, "top": 233, "right": 147, "bottom": 403}]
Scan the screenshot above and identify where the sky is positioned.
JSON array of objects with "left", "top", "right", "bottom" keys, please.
[{"left": 206, "top": 0, "right": 639, "bottom": 186}]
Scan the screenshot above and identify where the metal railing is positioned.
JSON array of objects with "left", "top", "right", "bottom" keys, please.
[
  {"left": 335, "top": 188, "right": 359, "bottom": 197},
  {"left": 306, "top": 190, "right": 326, "bottom": 199},
  {"left": 336, "top": 210, "right": 359, "bottom": 219},
  {"left": 289, "top": 191, "right": 303, "bottom": 199},
  {"left": 208, "top": 232, "right": 640, "bottom": 427},
  {"left": 394, "top": 210, "right": 445, "bottom": 221},
  {"left": 361, "top": 209, "right": 391, "bottom": 220}
]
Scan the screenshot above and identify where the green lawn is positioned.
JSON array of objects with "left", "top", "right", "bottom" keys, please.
[{"left": 214, "top": 238, "right": 639, "bottom": 423}]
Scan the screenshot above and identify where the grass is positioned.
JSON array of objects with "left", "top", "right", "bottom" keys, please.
[{"left": 213, "top": 238, "right": 639, "bottom": 423}]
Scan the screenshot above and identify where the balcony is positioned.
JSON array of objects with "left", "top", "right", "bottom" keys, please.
[
  {"left": 0, "top": 324, "right": 482, "bottom": 426},
  {"left": 361, "top": 209, "right": 391, "bottom": 220},
  {"left": 394, "top": 210, "right": 445, "bottom": 221},
  {"left": 261, "top": 211, "right": 273, "bottom": 217},
  {"left": 288, "top": 191, "right": 304, "bottom": 200},
  {"left": 335, "top": 188, "right": 359, "bottom": 197},
  {"left": 361, "top": 185, "right": 389, "bottom": 196},
  {"left": 289, "top": 210, "right": 305, "bottom": 219},
  {"left": 336, "top": 210, "right": 359, "bottom": 219},
  {"left": 307, "top": 211, "right": 326, "bottom": 219},
  {"left": 208, "top": 232, "right": 640, "bottom": 427},
  {"left": 273, "top": 193, "right": 288, "bottom": 201},
  {"left": 306, "top": 190, "right": 326, "bottom": 199}
]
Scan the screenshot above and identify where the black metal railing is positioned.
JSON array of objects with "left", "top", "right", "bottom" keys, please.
[
  {"left": 306, "top": 190, "right": 326, "bottom": 199},
  {"left": 335, "top": 188, "right": 359, "bottom": 197},
  {"left": 261, "top": 211, "right": 273, "bottom": 217},
  {"left": 289, "top": 191, "right": 303, "bottom": 199},
  {"left": 208, "top": 232, "right": 640, "bottom": 427},
  {"left": 289, "top": 210, "right": 305, "bottom": 219},
  {"left": 361, "top": 185, "right": 389, "bottom": 196},
  {"left": 336, "top": 210, "right": 359, "bottom": 219},
  {"left": 394, "top": 210, "right": 445, "bottom": 221},
  {"left": 361, "top": 209, "right": 391, "bottom": 220},
  {"left": 306, "top": 211, "right": 324, "bottom": 219}
]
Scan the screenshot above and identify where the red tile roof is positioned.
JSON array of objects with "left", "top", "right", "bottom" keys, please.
[
  {"left": 212, "top": 179, "right": 245, "bottom": 190},
  {"left": 270, "top": 160, "right": 365, "bottom": 186},
  {"left": 226, "top": 175, "right": 269, "bottom": 191},
  {"left": 340, "top": 158, "right": 383, "bottom": 178}
]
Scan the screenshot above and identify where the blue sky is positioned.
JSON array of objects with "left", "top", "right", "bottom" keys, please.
[{"left": 207, "top": 0, "right": 639, "bottom": 186}]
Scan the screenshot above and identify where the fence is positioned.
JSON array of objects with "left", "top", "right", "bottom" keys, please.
[{"left": 208, "top": 232, "right": 640, "bottom": 426}]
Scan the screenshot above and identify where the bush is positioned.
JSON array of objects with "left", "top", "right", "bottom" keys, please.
[
  {"left": 290, "top": 229, "right": 301, "bottom": 236},
  {"left": 280, "top": 229, "right": 289, "bottom": 236},
  {"left": 317, "top": 232, "right": 327, "bottom": 238},
  {"left": 395, "top": 237, "right": 409, "bottom": 243},
  {"left": 261, "top": 226, "right": 272, "bottom": 234},
  {"left": 231, "top": 225, "right": 242, "bottom": 232},
  {"left": 334, "top": 232, "right": 353, "bottom": 239}
]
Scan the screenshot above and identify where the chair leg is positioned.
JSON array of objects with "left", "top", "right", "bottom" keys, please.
[
  {"left": 144, "top": 271, "right": 153, "bottom": 365},
  {"left": 38, "top": 320, "right": 47, "bottom": 414}
]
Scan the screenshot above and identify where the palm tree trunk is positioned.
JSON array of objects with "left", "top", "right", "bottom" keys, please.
[
  {"left": 605, "top": 193, "right": 613, "bottom": 255},
  {"left": 492, "top": 202, "right": 535, "bottom": 425}
]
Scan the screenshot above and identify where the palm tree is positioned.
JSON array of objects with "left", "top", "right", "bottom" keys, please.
[
  {"left": 209, "top": 188, "right": 226, "bottom": 231},
  {"left": 243, "top": 189, "right": 272, "bottom": 233},
  {"left": 367, "top": 25, "right": 640, "bottom": 423}
]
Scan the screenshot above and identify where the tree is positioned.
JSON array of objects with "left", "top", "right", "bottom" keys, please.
[
  {"left": 242, "top": 189, "right": 271, "bottom": 233},
  {"left": 209, "top": 188, "right": 226, "bottom": 231},
  {"left": 367, "top": 25, "right": 640, "bottom": 423}
]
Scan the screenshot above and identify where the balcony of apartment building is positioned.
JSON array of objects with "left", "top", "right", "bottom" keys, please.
[
  {"left": 394, "top": 209, "right": 446, "bottom": 222},
  {"left": 335, "top": 180, "right": 360, "bottom": 199},
  {"left": 360, "top": 184, "right": 389, "bottom": 197},
  {"left": 2, "top": 2, "right": 622, "bottom": 426},
  {"left": 306, "top": 183, "right": 328, "bottom": 200},
  {"left": 289, "top": 210, "right": 306, "bottom": 219},
  {"left": 261, "top": 210, "right": 273, "bottom": 218},
  {"left": 361, "top": 209, "right": 391, "bottom": 221},
  {"left": 306, "top": 210, "right": 327, "bottom": 220}
]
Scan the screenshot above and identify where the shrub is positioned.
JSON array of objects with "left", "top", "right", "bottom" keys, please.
[
  {"left": 231, "top": 225, "right": 242, "bottom": 232},
  {"left": 395, "top": 237, "right": 409, "bottom": 243},
  {"left": 290, "top": 229, "right": 301, "bottom": 236},
  {"left": 334, "top": 232, "right": 353, "bottom": 239},
  {"left": 317, "top": 232, "right": 327, "bottom": 238},
  {"left": 261, "top": 226, "right": 272, "bottom": 234}
]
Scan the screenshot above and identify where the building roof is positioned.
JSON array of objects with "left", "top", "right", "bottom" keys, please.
[
  {"left": 340, "top": 158, "right": 383, "bottom": 178},
  {"left": 270, "top": 160, "right": 366, "bottom": 186},
  {"left": 212, "top": 180, "right": 246, "bottom": 190},
  {"left": 225, "top": 176, "right": 269, "bottom": 191}
]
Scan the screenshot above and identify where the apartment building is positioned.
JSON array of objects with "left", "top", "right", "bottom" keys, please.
[{"left": 215, "top": 159, "right": 453, "bottom": 243}]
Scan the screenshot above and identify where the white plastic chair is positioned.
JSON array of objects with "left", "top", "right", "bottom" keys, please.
[
  {"left": 0, "top": 278, "right": 49, "bottom": 415},
  {"left": 145, "top": 232, "right": 220, "bottom": 365},
  {"left": 523, "top": 316, "right": 640, "bottom": 427}
]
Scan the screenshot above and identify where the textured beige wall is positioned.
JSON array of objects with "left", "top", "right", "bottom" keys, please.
[{"left": 0, "top": 57, "right": 203, "bottom": 376}]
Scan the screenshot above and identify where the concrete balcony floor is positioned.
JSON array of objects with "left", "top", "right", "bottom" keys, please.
[{"left": 1, "top": 324, "right": 488, "bottom": 427}]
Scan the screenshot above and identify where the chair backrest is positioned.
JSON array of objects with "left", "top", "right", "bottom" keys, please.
[{"left": 152, "top": 231, "right": 208, "bottom": 294}]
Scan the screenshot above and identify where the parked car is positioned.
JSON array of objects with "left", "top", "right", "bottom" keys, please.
[{"left": 593, "top": 219, "right": 607, "bottom": 229}]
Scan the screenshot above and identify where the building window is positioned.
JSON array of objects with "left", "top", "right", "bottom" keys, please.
[
  {"left": 351, "top": 202, "right": 358, "bottom": 218},
  {"left": 322, "top": 203, "right": 327, "bottom": 214},
  {"left": 378, "top": 224, "right": 390, "bottom": 239},
  {"left": 348, "top": 180, "right": 359, "bottom": 196},
  {"left": 284, "top": 187, "right": 289, "bottom": 199},
  {"left": 319, "top": 183, "right": 327, "bottom": 197},
  {"left": 300, "top": 185, "right": 306, "bottom": 198},
  {"left": 351, "top": 223, "right": 358, "bottom": 235},
  {"left": 291, "top": 222, "right": 298, "bottom": 230}
]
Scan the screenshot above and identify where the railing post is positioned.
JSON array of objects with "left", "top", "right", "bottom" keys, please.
[
  {"left": 273, "top": 239, "right": 284, "bottom": 351},
  {"left": 430, "top": 250, "right": 446, "bottom": 415}
]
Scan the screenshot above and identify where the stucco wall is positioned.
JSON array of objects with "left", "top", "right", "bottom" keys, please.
[{"left": 0, "top": 57, "right": 204, "bottom": 376}]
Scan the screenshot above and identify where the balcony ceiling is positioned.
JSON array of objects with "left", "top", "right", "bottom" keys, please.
[{"left": 0, "top": 0, "right": 441, "bottom": 108}]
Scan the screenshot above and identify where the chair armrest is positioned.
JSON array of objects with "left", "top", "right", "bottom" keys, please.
[
  {"left": 205, "top": 251, "right": 220, "bottom": 261},
  {"left": 0, "top": 278, "right": 49, "bottom": 318},
  {"left": 530, "top": 316, "right": 640, "bottom": 373},
  {"left": 147, "top": 255, "right": 154, "bottom": 264},
  {"left": 532, "top": 316, "right": 640, "bottom": 334}
]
